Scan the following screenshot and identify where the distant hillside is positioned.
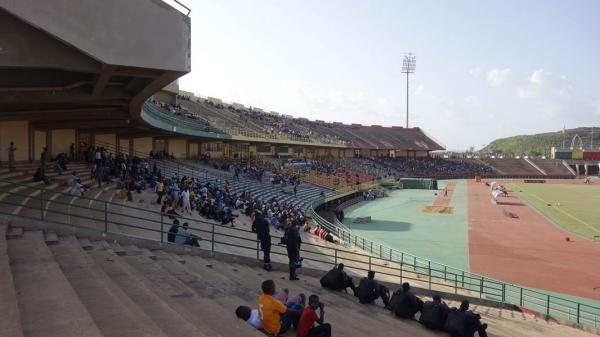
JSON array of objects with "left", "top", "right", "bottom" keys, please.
[{"left": 481, "top": 127, "right": 600, "bottom": 156}]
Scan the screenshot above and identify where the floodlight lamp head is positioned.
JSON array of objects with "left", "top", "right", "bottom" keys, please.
[{"left": 402, "top": 53, "right": 416, "bottom": 74}]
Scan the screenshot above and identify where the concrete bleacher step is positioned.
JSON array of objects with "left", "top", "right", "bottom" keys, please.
[
  {"left": 117, "top": 249, "right": 245, "bottom": 337},
  {"left": 88, "top": 241, "right": 210, "bottom": 337},
  {"left": 7, "top": 230, "right": 104, "bottom": 337},
  {"left": 43, "top": 231, "right": 59, "bottom": 245},
  {"left": 108, "top": 241, "right": 126, "bottom": 256},
  {"left": 6, "top": 226, "right": 23, "bottom": 240},
  {"left": 0, "top": 222, "right": 25, "bottom": 337},
  {"left": 148, "top": 251, "right": 266, "bottom": 337},
  {"left": 49, "top": 236, "right": 169, "bottom": 337},
  {"left": 78, "top": 238, "right": 93, "bottom": 251},
  {"left": 121, "top": 244, "right": 143, "bottom": 256}
]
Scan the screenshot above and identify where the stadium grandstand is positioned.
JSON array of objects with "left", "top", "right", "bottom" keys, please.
[{"left": 0, "top": 2, "right": 597, "bottom": 337}]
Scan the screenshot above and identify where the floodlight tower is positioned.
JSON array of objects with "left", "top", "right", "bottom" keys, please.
[{"left": 402, "top": 53, "right": 416, "bottom": 128}]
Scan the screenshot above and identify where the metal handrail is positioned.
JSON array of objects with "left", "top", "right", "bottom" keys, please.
[{"left": 308, "top": 193, "right": 600, "bottom": 329}]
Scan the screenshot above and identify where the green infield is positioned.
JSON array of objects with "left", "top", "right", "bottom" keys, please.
[{"left": 509, "top": 182, "right": 600, "bottom": 240}]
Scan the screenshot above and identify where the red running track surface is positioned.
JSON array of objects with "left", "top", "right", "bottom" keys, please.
[{"left": 468, "top": 180, "right": 600, "bottom": 301}]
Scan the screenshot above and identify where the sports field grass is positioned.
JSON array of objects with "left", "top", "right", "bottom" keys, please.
[{"left": 509, "top": 182, "right": 600, "bottom": 240}]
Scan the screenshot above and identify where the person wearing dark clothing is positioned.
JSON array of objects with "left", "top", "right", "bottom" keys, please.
[
  {"left": 8, "top": 142, "right": 16, "bottom": 172},
  {"left": 252, "top": 212, "right": 272, "bottom": 271},
  {"left": 284, "top": 223, "right": 301, "bottom": 280},
  {"left": 70, "top": 143, "right": 75, "bottom": 160},
  {"left": 293, "top": 184, "right": 297, "bottom": 197},
  {"left": 33, "top": 168, "right": 50, "bottom": 185},
  {"left": 419, "top": 295, "right": 449, "bottom": 330},
  {"left": 356, "top": 271, "right": 389, "bottom": 307},
  {"left": 445, "top": 300, "right": 488, "bottom": 337},
  {"left": 167, "top": 219, "right": 180, "bottom": 243},
  {"left": 461, "top": 300, "right": 488, "bottom": 337},
  {"left": 40, "top": 147, "right": 47, "bottom": 175},
  {"left": 320, "top": 263, "right": 356, "bottom": 296},
  {"left": 387, "top": 282, "right": 423, "bottom": 319}
]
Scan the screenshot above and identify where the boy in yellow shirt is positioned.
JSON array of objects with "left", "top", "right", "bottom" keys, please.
[{"left": 257, "top": 280, "right": 301, "bottom": 336}]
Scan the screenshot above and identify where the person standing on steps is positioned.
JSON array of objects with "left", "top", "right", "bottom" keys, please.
[
  {"left": 40, "top": 147, "right": 47, "bottom": 175},
  {"left": 156, "top": 179, "right": 164, "bottom": 204},
  {"left": 8, "top": 141, "right": 16, "bottom": 172},
  {"left": 284, "top": 222, "right": 301, "bottom": 280},
  {"left": 252, "top": 211, "right": 272, "bottom": 271}
]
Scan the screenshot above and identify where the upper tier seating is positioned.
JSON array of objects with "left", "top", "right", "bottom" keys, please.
[
  {"left": 169, "top": 96, "right": 444, "bottom": 149},
  {"left": 529, "top": 159, "right": 574, "bottom": 176},
  {"left": 378, "top": 157, "right": 496, "bottom": 177},
  {"left": 480, "top": 158, "right": 542, "bottom": 176}
]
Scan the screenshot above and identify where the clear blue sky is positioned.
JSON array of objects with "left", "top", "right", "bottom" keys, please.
[{"left": 176, "top": 0, "right": 600, "bottom": 150}]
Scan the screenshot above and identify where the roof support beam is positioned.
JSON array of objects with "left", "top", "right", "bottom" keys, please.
[{"left": 92, "top": 65, "right": 116, "bottom": 97}]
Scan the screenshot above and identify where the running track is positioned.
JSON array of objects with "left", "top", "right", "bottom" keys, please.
[{"left": 468, "top": 180, "right": 600, "bottom": 301}]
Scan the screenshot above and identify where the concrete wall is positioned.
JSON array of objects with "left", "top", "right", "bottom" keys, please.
[
  {"left": 189, "top": 143, "right": 198, "bottom": 159},
  {"left": 95, "top": 133, "right": 116, "bottom": 148},
  {"left": 0, "top": 121, "right": 29, "bottom": 161},
  {"left": 1, "top": 0, "right": 191, "bottom": 71},
  {"left": 395, "top": 150, "right": 408, "bottom": 157},
  {"left": 133, "top": 137, "right": 153, "bottom": 156},
  {"left": 168, "top": 139, "right": 187, "bottom": 159},
  {"left": 51, "top": 129, "right": 75, "bottom": 157},
  {"left": 0, "top": 9, "right": 99, "bottom": 72},
  {"left": 34, "top": 130, "right": 47, "bottom": 161},
  {"left": 162, "top": 80, "right": 179, "bottom": 94},
  {"left": 153, "top": 91, "right": 176, "bottom": 105},
  {"left": 118, "top": 138, "right": 130, "bottom": 155}
]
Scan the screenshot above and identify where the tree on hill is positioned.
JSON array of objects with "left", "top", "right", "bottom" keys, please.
[{"left": 480, "top": 127, "right": 600, "bottom": 157}]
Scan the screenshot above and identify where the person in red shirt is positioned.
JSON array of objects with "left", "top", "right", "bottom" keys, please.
[{"left": 296, "top": 295, "right": 331, "bottom": 337}]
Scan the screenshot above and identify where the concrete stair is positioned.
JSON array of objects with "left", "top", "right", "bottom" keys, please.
[
  {"left": 7, "top": 230, "right": 104, "bottom": 337},
  {"left": 49, "top": 235, "right": 169, "bottom": 337},
  {"left": 0, "top": 223, "right": 25, "bottom": 337}
]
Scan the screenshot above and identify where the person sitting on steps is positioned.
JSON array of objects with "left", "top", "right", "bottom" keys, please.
[
  {"left": 387, "top": 282, "right": 423, "bottom": 319},
  {"left": 257, "top": 279, "right": 302, "bottom": 336},
  {"left": 320, "top": 263, "right": 357, "bottom": 296},
  {"left": 445, "top": 300, "right": 488, "bottom": 337},
  {"left": 419, "top": 295, "right": 449, "bottom": 331},
  {"left": 296, "top": 295, "right": 332, "bottom": 337},
  {"left": 356, "top": 270, "right": 390, "bottom": 307}
]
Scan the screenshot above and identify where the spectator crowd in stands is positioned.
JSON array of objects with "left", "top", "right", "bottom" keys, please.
[
  {"left": 149, "top": 98, "right": 214, "bottom": 131},
  {"left": 378, "top": 157, "right": 495, "bottom": 177}
]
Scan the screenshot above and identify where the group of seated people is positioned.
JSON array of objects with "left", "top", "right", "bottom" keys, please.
[
  {"left": 150, "top": 99, "right": 213, "bottom": 130},
  {"left": 319, "top": 264, "right": 488, "bottom": 337},
  {"left": 166, "top": 219, "right": 201, "bottom": 246},
  {"left": 236, "top": 279, "right": 332, "bottom": 337}
]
